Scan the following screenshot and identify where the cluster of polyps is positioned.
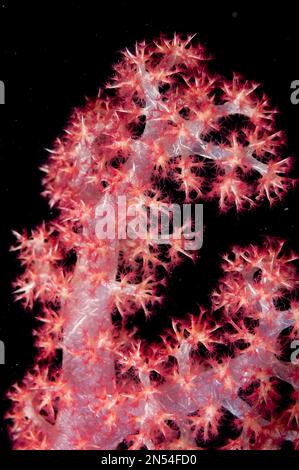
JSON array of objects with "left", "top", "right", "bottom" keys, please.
[{"left": 6, "top": 35, "right": 299, "bottom": 449}]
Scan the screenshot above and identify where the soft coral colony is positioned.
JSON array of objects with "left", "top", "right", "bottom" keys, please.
[{"left": 6, "top": 34, "right": 299, "bottom": 450}]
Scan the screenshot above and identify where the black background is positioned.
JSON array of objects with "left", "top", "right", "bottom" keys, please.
[{"left": 0, "top": 1, "right": 299, "bottom": 451}]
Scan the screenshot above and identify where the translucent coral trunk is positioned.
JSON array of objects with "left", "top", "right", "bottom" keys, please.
[{"left": 6, "top": 35, "right": 299, "bottom": 450}]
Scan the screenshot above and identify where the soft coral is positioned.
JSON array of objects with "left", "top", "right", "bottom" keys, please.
[{"left": 6, "top": 35, "right": 298, "bottom": 450}]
